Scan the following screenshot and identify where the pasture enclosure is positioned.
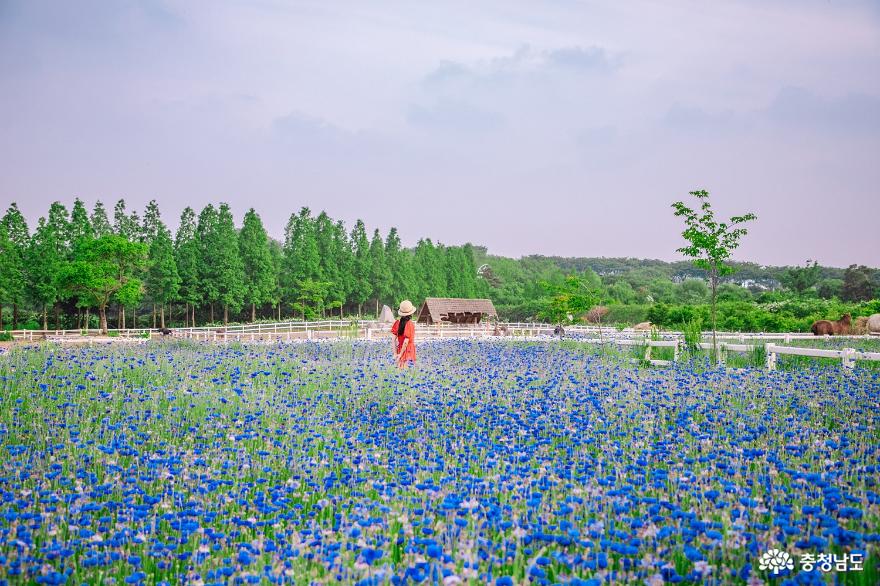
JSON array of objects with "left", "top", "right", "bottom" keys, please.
[
  {"left": 0, "top": 340, "right": 878, "bottom": 585},
  {"left": 9, "top": 319, "right": 880, "bottom": 370}
]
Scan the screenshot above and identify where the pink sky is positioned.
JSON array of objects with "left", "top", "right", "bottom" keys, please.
[{"left": 1, "top": 0, "right": 878, "bottom": 266}]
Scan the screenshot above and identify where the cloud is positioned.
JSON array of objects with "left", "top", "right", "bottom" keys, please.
[
  {"left": 422, "top": 44, "right": 619, "bottom": 88},
  {"left": 766, "top": 86, "right": 880, "bottom": 133},
  {"left": 661, "top": 86, "right": 880, "bottom": 137},
  {"left": 0, "top": 0, "right": 184, "bottom": 51},
  {"left": 546, "top": 46, "right": 617, "bottom": 72},
  {"left": 575, "top": 125, "right": 618, "bottom": 148},
  {"left": 663, "top": 104, "right": 739, "bottom": 131},
  {"left": 273, "top": 112, "right": 346, "bottom": 141},
  {"left": 271, "top": 111, "right": 391, "bottom": 163},
  {"left": 406, "top": 100, "right": 504, "bottom": 132},
  {"left": 423, "top": 61, "right": 471, "bottom": 86},
  {"left": 411, "top": 44, "right": 622, "bottom": 139}
]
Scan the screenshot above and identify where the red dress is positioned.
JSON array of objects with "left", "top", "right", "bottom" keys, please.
[{"left": 392, "top": 319, "right": 416, "bottom": 365}]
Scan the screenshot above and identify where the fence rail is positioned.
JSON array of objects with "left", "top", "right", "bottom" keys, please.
[
  {"left": 765, "top": 343, "right": 880, "bottom": 370},
  {"left": 10, "top": 320, "right": 879, "bottom": 340},
  {"left": 7, "top": 320, "right": 880, "bottom": 369}
]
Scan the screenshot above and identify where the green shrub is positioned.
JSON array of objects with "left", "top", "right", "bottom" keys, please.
[
  {"left": 682, "top": 318, "right": 702, "bottom": 354},
  {"left": 453, "top": 294, "right": 878, "bottom": 332},
  {"left": 631, "top": 297, "right": 879, "bottom": 332},
  {"left": 496, "top": 300, "right": 545, "bottom": 322},
  {"left": 0, "top": 331, "right": 12, "bottom": 342},
  {"left": 646, "top": 303, "right": 669, "bottom": 326},
  {"left": 603, "top": 304, "right": 649, "bottom": 325}
]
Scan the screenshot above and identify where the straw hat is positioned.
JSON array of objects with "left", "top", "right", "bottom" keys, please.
[{"left": 398, "top": 300, "right": 416, "bottom": 317}]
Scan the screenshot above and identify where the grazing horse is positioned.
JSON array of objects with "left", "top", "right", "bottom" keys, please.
[{"left": 811, "top": 313, "right": 851, "bottom": 336}]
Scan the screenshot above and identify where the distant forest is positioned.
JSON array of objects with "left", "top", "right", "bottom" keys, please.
[{"left": 1, "top": 199, "right": 878, "bottom": 331}]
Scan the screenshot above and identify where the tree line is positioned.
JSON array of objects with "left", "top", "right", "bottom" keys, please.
[
  {"left": 0, "top": 200, "right": 482, "bottom": 332},
  {"left": 2, "top": 198, "right": 876, "bottom": 334}
]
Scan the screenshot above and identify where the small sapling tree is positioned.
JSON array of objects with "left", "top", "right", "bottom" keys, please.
[{"left": 672, "top": 190, "right": 756, "bottom": 361}]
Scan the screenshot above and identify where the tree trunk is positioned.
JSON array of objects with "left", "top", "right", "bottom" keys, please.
[
  {"left": 224, "top": 304, "right": 229, "bottom": 325},
  {"left": 0, "top": 304, "right": 4, "bottom": 331},
  {"left": 132, "top": 305, "right": 137, "bottom": 329},
  {"left": 85, "top": 308, "right": 90, "bottom": 332},
  {"left": 376, "top": 298, "right": 379, "bottom": 318},
  {"left": 13, "top": 303, "right": 18, "bottom": 329},
  {"left": 120, "top": 306, "right": 126, "bottom": 330},
  {"left": 152, "top": 304, "right": 157, "bottom": 329},
  {"left": 99, "top": 306, "right": 108, "bottom": 334},
  {"left": 43, "top": 304, "right": 48, "bottom": 331},
  {"left": 710, "top": 269, "right": 718, "bottom": 363},
  {"left": 160, "top": 304, "right": 166, "bottom": 328},
  {"left": 210, "top": 304, "right": 214, "bottom": 324},
  {"left": 252, "top": 303, "right": 256, "bottom": 323},
  {"left": 54, "top": 304, "right": 60, "bottom": 330}
]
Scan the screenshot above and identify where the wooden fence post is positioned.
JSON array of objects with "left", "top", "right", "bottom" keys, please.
[
  {"left": 766, "top": 344, "right": 777, "bottom": 371},
  {"left": 842, "top": 348, "right": 856, "bottom": 369}
]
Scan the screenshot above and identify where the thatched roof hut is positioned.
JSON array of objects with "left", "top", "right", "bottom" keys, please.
[{"left": 416, "top": 298, "right": 497, "bottom": 325}]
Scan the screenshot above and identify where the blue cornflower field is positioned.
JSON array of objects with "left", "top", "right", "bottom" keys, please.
[{"left": 0, "top": 340, "right": 877, "bottom": 585}]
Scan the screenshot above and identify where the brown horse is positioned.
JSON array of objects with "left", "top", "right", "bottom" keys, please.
[{"left": 811, "top": 313, "right": 851, "bottom": 336}]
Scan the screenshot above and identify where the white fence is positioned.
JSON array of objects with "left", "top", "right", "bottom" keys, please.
[
  {"left": 13, "top": 328, "right": 154, "bottom": 342},
  {"left": 765, "top": 343, "right": 880, "bottom": 371},
  {"left": 7, "top": 320, "right": 880, "bottom": 369}
]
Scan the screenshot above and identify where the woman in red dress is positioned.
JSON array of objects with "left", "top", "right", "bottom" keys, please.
[{"left": 391, "top": 300, "right": 416, "bottom": 368}]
